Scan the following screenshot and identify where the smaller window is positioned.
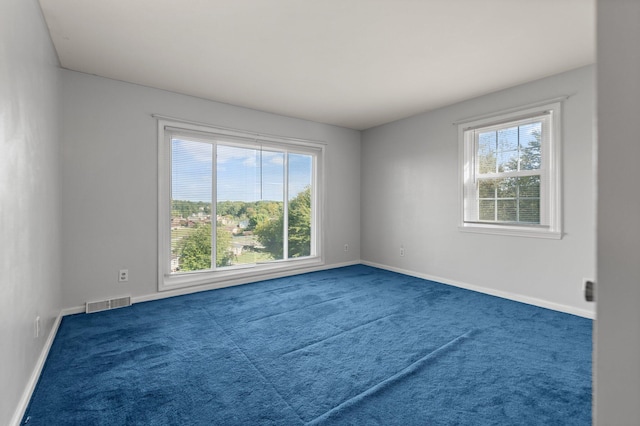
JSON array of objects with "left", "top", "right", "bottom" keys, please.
[{"left": 458, "top": 101, "right": 562, "bottom": 239}]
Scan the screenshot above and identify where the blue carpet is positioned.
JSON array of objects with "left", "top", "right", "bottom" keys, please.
[{"left": 23, "top": 265, "right": 592, "bottom": 425}]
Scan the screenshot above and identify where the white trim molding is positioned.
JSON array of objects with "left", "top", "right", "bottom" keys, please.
[
  {"left": 453, "top": 95, "right": 570, "bottom": 127},
  {"left": 11, "top": 314, "right": 63, "bottom": 426},
  {"left": 60, "top": 260, "right": 595, "bottom": 319},
  {"left": 61, "top": 261, "right": 362, "bottom": 315},
  {"left": 361, "top": 260, "right": 595, "bottom": 319},
  {"left": 457, "top": 100, "right": 564, "bottom": 239},
  {"left": 156, "top": 116, "right": 327, "bottom": 292}
]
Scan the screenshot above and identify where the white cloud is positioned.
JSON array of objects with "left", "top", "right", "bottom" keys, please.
[{"left": 217, "top": 145, "right": 257, "bottom": 165}]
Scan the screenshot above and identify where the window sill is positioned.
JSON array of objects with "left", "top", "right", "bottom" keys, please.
[
  {"left": 159, "top": 256, "right": 324, "bottom": 292},
  {"left": 458, "top": 223, "right": 562, "bottom": 239}
]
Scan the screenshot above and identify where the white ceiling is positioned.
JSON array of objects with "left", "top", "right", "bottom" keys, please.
[{"left": 38, "top": 0, "right": 595, "bottom": 130}]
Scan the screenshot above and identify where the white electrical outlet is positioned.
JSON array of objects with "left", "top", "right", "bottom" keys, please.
[
  {"left": 119, "top": 269, "right": 129, "bottom": 282},
  {"left": 344, "top": 243, "right": 349, "bottom": 252},
  {"left": 400, "top": 245, "right": 405, "bottom": 257},
  {"left": 34, "top": 316, "right": 40, "bottom": 338}
]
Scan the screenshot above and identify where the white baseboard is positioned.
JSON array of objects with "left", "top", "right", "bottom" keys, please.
[
  {"left": 60, "top": 306, "right": 85, "bottom": 316},
  {"left": 61, "top": 260, "right": 595, "bottom": 320},
  {"left": 361, "top": 261, "right": 595, "bottom": 319},
  {"left": 11, "top": 313, "right": 63, "bottom": 426},
  {"left": 135, "top": 260, "right": 361, "bottom": 304},
  {"left": 61, "top": 260, "right": 362, "bottom": 315}
]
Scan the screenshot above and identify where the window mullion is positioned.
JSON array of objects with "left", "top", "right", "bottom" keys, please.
[
  {"left": 494, "top": 131, "right": 498, "bottom": 174},
  {"left": 494, "top": 181, "right": 498, "bottom": 222},
  {"left": 478, "top": 169, "right": 540, "bottom": 179},
  {"left": 516, "top": 176, "right": 520, "bottom": 223},
  {"left": 211, "top": 143, "right": 218, "bottom": 270},
  {"left": 165, "top": 130, "right": 173, "bottom": 277},
  {"left": 283, "top": 152, "right": 289, "bottom": 260}
]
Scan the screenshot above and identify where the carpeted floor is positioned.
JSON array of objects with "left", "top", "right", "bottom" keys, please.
[{"left": 23, "top": 265, "right": 592, "bottom": 425}]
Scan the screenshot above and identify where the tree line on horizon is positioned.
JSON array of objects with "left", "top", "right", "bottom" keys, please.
[{"left": 171, "top": 187, "right": 311, "bottom": 271}]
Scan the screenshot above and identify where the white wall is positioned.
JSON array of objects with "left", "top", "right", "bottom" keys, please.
[
  {"left": 0, "top": 0, "right": 62, "bottom": 424},
  {"left": 60, "top": 70, "right": 361, "bottom": 309},
  {"left": 595, "top": 0, "right": 640, "bottom": 423},
  {"left": 361, "top": 65, "right": 595, "bottom": 317}
]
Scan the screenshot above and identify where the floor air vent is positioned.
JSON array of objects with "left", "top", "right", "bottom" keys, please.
[{"left": 86, "top": 296, "right": 131, "bottom": 314}]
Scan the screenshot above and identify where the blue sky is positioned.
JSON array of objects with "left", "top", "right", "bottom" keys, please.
[
  {"left": 478, "top": 122, "right": 541, "bottom": 173},
  {"left": 172, "top": 139, "right": 312, "bottom": 203}
]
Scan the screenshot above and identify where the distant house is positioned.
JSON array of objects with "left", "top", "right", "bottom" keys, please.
[
  {"left": 171, "top": 217, "right": 183, "bottom": 229},
  {"left": 217, "top": 215, "right": 233, "bottom": 226}
]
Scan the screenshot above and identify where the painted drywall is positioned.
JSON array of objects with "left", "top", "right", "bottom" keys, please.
[
  {"left": 361, "top": 65, "right": 595, "bottom": 317},
  {"left": 0, "top": 0, "right": 62, "bottom": 424},
  {"left": 595, "top": 0, "right": 640, "bottom": 423},
  {"left": 60, "top": 70, "right": 361, "bottom": 309}
]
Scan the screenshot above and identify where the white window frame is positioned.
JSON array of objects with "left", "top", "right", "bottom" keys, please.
[
  {"left": 457, "top": 100, "right": 563, "bottom": 239},
  {"left": 157, "top": 116, "right": 325, "bottom": 291}
]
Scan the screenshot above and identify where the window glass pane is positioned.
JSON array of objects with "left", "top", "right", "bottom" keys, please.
[
  {"left": 517, "top": 176, "right": 540, "bottom": 198},
  {"left": 477, "top": 177, "right": 540, "bottom": 224},
  {"left": 217, "top": 145, "right": 257, "bottom": 267},
  {"left": 478, "top": 131, "right": 496, "bottom": 174},
  {"left": 163, "top": 124, "right": 323, "bottom": 287},
  {"left": 519, "top": 199, "right": 540, "bottom": 223},
  {"left": 497, "top": 199, "right": 517, "bottom": 221},
  {"left": 519, "top": 122, "right": 542, "bottom": 170},
  {"left": 497, "top": 150, "right": 518, "bottom": 172},
  {"left": 478, "top": 179, "right": 495, "bottom": 199},
  {"left": 171, "top": 139, "right": 213, "bottom": 273},
  {"left": 496, "top": 177, "right": 517, "bottom": 198},
  {"left": 251, "top": 151, "right": 285, "bottom": 262},
  {"left": 288, "top": 153, "right": 313, "bottom": 258},
  {"left": 218, "top": 146, "right": 285, "bottom": 265},
  {"left": 479, "top": 200, "right": 495, "bottom": 221},
  {"left": 497, "top": 126, "right": 518, "bottom": 152}
]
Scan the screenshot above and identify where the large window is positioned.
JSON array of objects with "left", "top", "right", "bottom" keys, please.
[
  {"left": 158, "top": 118, "right": 324, "bottom": 290},
  {"left": 458, "top": 101, "right": 562, "bottom": 238}
]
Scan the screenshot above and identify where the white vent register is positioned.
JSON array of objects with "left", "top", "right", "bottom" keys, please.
[{"left": 86, "top": 296, "right": 131, "bottom": 313}]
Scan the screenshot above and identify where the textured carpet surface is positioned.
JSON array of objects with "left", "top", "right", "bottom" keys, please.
[{"left": 23, "top": 265, "right": 592, "bottom": 425}]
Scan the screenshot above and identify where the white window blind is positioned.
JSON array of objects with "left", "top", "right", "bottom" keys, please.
[{"left": 157, "top": 118, "right": 324, "bottom": 290}]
